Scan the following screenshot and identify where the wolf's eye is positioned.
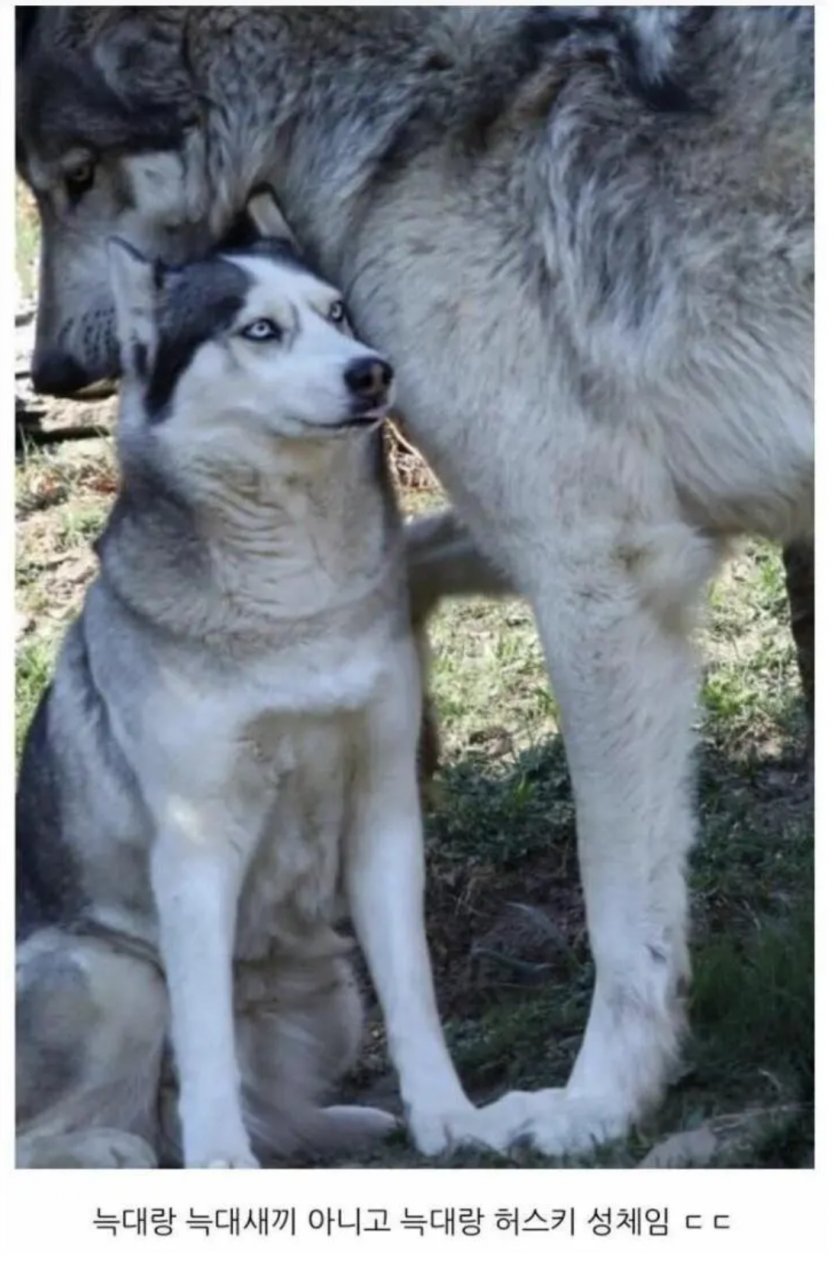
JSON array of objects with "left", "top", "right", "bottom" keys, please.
[
  {"left": 64, "top": 160, "right": 95, "bottom": 200},
  {"left": 241, "top": 318, "right": 282, "bottom": 343},
  {"left": 328, "top": 300, "right": 346, "bottom": 325}
]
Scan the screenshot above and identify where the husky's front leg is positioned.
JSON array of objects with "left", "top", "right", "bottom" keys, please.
[
  {"left": 346, "top": 641, "right": 487, "bottom": 1155},
  {"left": 151, "top": 823, "right": 258, "bottom": 1169}
]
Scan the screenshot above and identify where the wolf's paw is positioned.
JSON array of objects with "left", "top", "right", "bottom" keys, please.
[
  {"left": 409, "top": 1089, "right": 633, "bottom": 1160},
  {"left": 16, "top": 1128, "right": 158, "bottom": 1169},
  {"left": 462, "top": 1088, "right": 632, "bottom": 1159}
]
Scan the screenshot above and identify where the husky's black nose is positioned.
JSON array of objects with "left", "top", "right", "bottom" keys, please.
[
  {"left": 344, "top": 357, "right": 393, "bottom": 407},
  {"left": 31, "top": 350, "right": 91, "bottom": 398}
]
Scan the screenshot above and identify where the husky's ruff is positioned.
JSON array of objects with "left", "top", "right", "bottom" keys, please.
[
  {"left": 16, "top": 7, "right": 813, "bottom": 1159},
  {"left": 16, "top": 195, "right": 501, "bottom": 1168}
]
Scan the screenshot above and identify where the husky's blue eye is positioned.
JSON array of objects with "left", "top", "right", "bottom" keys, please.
[
  {"left": 241, "top": 318, "right": 282, "bottom": 342},
  {"left": 328, "top": 300, "right": 346, "bottom": 324}
]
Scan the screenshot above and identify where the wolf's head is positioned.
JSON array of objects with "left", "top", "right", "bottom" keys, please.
[
  {"left": 108, "top": 191, "right": 394, "bottom": 466},
  {"left": 17, "top": 7, "right": 213, "bottom": 396}
]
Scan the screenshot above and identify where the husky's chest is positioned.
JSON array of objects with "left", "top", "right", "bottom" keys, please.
[
  {"left": 135, "top": 630, "right": 394, "bottom": 959},
  {"left": 226, "top": 636, "right": 393, "bottom": 960},
  {"left": 234, "top": 710, "right": 356, "bottom": 961}
]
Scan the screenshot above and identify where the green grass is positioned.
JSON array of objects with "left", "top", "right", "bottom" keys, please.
[
  {"left": 16, "top": 181, "right": 40, "bottom": 302},
  {"left": 15, "top": 441, "right": 117, "bottom": 757},
  {"left": 15, "top": 637, "right": 55, "bottom": 758}
]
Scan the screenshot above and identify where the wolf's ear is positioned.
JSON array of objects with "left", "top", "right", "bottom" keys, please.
[
  {"left": 90, "top": 10, "right": 197, "bottom": 135},
  {"left": 107, "top": 238, "right": 163, "bottom": 378}
]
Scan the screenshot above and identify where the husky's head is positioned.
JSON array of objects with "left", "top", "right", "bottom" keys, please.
[
  {"left": 108, "top": 192, "right": 394, "bottom": 458},
  {"left": 16, "top": 8, "right": 212, "bottom": 397}
]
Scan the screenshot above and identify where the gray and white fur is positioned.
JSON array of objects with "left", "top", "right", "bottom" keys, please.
[
  {"left": 16, "top": 193, "right": 496, "bottom": 1168},
  {"left": 16, "top": 7, "right": 813, "bottom": 1160}
]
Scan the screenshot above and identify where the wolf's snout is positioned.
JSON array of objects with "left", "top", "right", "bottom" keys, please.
[
  {"left": 31, "top": 350, "right": 91, "bottom": 399},
  {"left": 344, "top": 357, "right": 393, "bottom": 408}
]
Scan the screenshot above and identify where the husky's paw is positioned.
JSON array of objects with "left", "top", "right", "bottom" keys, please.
[
  {"left": 407, "top": 1101, "right": 515, "bottom": 1157},
  {"left": 186, "top": 1131, "right": 260, "bottom": 1169},
  {"left": 203, "top": 1152, "right": 260, "bottom": 1169},
  {"left": 16, "top": 1128, "right": 158, "bottom": 1170}
]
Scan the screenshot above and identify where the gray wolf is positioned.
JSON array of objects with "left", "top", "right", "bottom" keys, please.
[
  {"left": 16, "top": 191, "right": 506, "bottom": 1169},
  {"left": 16, "top": 7, "right": 813, "bottom": 1160}
]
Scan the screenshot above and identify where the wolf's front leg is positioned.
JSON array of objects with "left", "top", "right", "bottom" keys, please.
[
  {"left": 455, "top": 522, "right": 719, "bottom": 1161},
  {"left": 151, "top": 821, "right": 258, "bottom": 1169},
  {"left": 345, "top": 640, "right": 501, "bottom": 1156}
]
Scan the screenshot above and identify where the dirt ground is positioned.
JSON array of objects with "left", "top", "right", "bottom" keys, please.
[{"left": 15, "top": 183, "right": 812, "bottom": 1169}]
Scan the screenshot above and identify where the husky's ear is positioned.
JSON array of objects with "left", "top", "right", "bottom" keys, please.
[
  {"left": 244, "top": 188, "right": 300, "bottom": 247},
  {"left": 220, "top": 186, "right": 301, "bottom": 255},
  {"left": 107, "top": 238, "right": 163, "bottom": 378}
]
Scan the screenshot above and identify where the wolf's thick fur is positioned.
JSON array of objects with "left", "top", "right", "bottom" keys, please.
[
  {"left": 17, "top": 7, "right": 813, "bottom": 1159},
  {"left": 16, "top": 198, "right": 515, "bottom": 1168}
]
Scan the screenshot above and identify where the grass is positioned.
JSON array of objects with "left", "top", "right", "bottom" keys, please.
[
  {"left": 15, "top": 194, "right": 812, "bottom": 1170},
  {"left": 16, "top": 181, "right": 40, "bottom": 302}
]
